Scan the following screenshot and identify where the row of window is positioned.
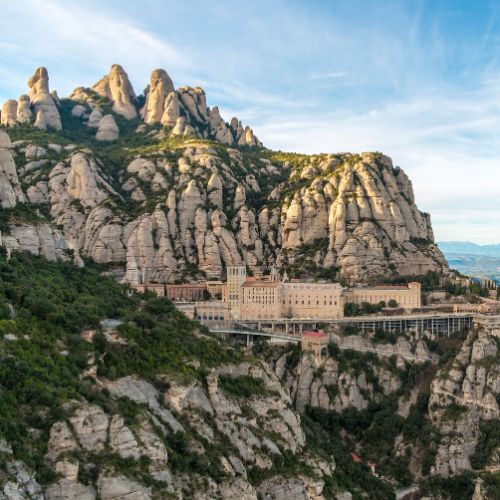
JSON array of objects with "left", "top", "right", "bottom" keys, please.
[
  {"left": 197, "top": 315, "right": 225, "bottom": 321},
  {"left": 283, "top": 300, "right": 337, "bottom": 306}
]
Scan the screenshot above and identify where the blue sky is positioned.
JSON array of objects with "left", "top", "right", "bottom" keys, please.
[{"left": 1, "top": 0, "right": 500, "bottom": 243}]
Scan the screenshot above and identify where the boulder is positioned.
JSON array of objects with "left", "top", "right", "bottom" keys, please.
[
  {"left": 87, "top": 108, "right": 103, "bottom": 128},
  {"left": 96, "top": 114, "right": 119, "bottom": 141}
]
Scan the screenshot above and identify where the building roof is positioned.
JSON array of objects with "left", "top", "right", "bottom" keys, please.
[
  {"left": 302, "top": 331, "right": 328, "bottom": 338},
  {"left": 365, "top": 285, "right": 409, "bottom": 290},
  {"left": 242, "top": 280, "right": 280, "bottom": 288},
  {"left": 166, "top": 283, "right": 206, "bottom": 288}
]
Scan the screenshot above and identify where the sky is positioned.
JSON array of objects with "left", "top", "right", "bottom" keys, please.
[{"left": 1, "top": 0, "right": 500, "bottom": 243}]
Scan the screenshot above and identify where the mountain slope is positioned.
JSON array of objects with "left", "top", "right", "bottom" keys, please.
[
  {"left": 0, "top": 65, "right": 447, "bottom": 283},
  {"left": 0, "top": 249, "right": 393, "bottom": 499}
]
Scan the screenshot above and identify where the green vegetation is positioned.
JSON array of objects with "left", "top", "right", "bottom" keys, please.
[
  {"left": 0, "top": 204, "right": 48, "bottom": 233},
  {"left": 0, "top": 249, "right": 134, "bottom": 482},
  {"left": 344, "top": 301, "right": 386, "bottom": 316},
  {"left": 307, "top": 347, "right": 440, "bottom": 484},
  {"left": 280, "top": 238, "right": 339, "bottom": 281},
  {"left": 419, "top": 471, "right": 476, "bottom": 499},
  {"left": 218, "top": 374, "right": 271, "bottom": 399},
  {"left": 372, "top": 328, "right": 398, "bottom": 344},
  {"left": 0, "top": 249, "right": 240, "bottom": 484},
  {"left": 470, "top": 420, "right": 500, "bottom": 470},
  {"left": 304, "top": 407, "right": 396, "bottom": 499}
]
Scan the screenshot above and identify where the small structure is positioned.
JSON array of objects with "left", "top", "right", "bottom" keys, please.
[{"left": 301, "top": 330, "right": 328, "bottom": 357}]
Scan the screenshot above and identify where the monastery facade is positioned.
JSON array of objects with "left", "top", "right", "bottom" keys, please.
[{"left": 229, "top": 266, "right": 421, "bottom": 321}]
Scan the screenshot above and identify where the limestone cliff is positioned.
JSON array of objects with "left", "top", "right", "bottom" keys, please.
[
  {"left": 0, "top": 65, "right": 448, "bottom": 283},
  {"left": 428, "top": 321, "right": 500, "bottom": 477}
]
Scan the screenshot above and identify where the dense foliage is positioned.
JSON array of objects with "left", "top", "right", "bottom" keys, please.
[{"left": 0, "top": 249, "right": 239, "bottom": 484}]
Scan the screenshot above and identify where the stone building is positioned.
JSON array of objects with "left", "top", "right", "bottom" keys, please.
[
  {"left": 165, "top": 283, "right": 206, "bottom": 301},
  {"left": 344, "top": 283, "right": 421, "bottom": 308},
  {"left": 239, "top": 271, "right": 343, "bottom": 321},
  {"left": 282, "top": 282, "right": 344, "bottom": 319},
  {"left": 129, "top": 283, "right": 166, "bottom": 296},
  {"left": 301, "top": 330, "right": 329, "bottom": 357},
  {"left": 229, "top": 265, "right": 422, "bottom": 321},
  {"left": 195, "top": 300, "right": 230, "bottom": 326},
  {"left": 241, "top": 280, "right": 282, "bottom": 320}
]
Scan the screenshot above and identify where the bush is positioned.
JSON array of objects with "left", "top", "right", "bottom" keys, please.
[{"left": 219, "top": 374, "right": 270, "bottom": 399}]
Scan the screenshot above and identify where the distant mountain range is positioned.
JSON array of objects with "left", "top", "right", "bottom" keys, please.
[
  {"left": 437, "top": 241, "right": 500, "bottom": 257},
  {"left": 438, "top": 241, "right": 500, "bottom": 282}
]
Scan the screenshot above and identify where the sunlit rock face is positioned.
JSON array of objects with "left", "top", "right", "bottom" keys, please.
[{"left": 0, "top": 65, "right": 447, "bottom": 283}]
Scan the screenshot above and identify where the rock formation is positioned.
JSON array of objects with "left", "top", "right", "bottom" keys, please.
[
  {"left": 0, "top": 66, "right": 448, "bottom": 283},
  {"left": 2, "top": 358, "right": 337, "bottom": 498},
  {"left": 92, "top": 64, "right": 137, "bottom": 119},
  {"left": 95, "top": 114, "right": 119, "bottom": 141},
  {"left": 141, "top": 69, "right": 175, "bottom": 124},
  {"left": 27, "top": 67, "right": 62, "bottom": 130},
  {"left": 17, "top": 95, "right": 32, "bottom": 123},
  {"left": 428, "top": 320, "right": 500, "bottom": 476},
  {"left": 1, "top": 100, "right": 18, "bottom": 127},
  {"left": 0, "top": 130, "right": 25, "bottom": 207}
]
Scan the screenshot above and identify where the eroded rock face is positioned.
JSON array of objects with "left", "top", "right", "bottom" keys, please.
[
  {"left": 69, "top": 403, "right": 110, "bottom": 452},
  {"left": 1, "top": 99, "right": 18, "bottom": 126},
  {"left": 0, "top": 69, "right": 447, "bottom": 284},
  {"left": 27, "top": 67, "right": 62, "bottom": 130},
  {"left": 276, "top": 340, "right": 406, "bottom": 414},
  {"left": 257, "top": 476, "right": 309, "bottom": 500},
  {"left": 0, "top": 359, "right": 334, "bottom": 499},
  {"left": 141, "top": 69, "right": 175, "bottom": 124},
  {"left": 275, "top": 153, "right": 447, "bottom": 281},
  {"left": 0, "top": 130, "right": 21, "bottom": 207},
  {"left": 17, "top": 95, "right": 33, "bottom": 124},
  {"left": 45, "top": 479, "right": 96, "bottom": 500},
  {"left": 92, "top": 64, "right": 137, "bottom": 119},
  {"left": 98, "top": 474, "right": 152, "bottom": 500},
  {"left": 2, "top": 461, "right": 44, "bottom": 500},
  {"left": 428, "top": 323, "right": 500, "bottom": 476}
]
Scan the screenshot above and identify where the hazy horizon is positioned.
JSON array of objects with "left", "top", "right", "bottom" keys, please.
[{"left": 2, "top": 1, "right": 500, "bottom": 242}]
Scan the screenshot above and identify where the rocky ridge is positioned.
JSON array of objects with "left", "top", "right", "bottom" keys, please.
[
  {"left": 0, "top": 65, "right": 447, "bottom": 283},
  {"left": 1, "top": 361, "right": 339, "bottom": 499},
  {"left": 428, "top": 322, "right": 500, "bottom": 477}
]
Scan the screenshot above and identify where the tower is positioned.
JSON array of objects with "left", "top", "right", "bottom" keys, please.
[{"left": 227, "top": 265, "right": 247, "bottom": 319}]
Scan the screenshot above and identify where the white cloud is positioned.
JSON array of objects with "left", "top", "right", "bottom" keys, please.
[
  {"left": 252, "top": 82, "right": 500, "bottom": 244},
  {"left": 1, "top": 0, "right": 499, "bottom": 244},
  {"left": 0, "top": 0, "right": 192, "bottom": 99}
]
